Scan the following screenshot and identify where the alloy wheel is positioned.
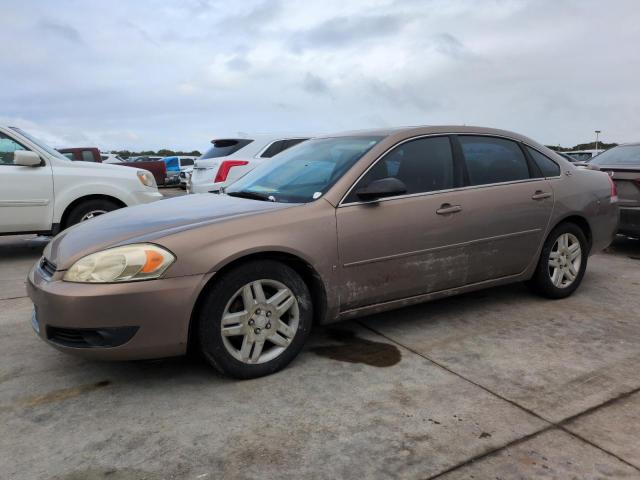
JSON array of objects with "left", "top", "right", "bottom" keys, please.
[
  {"left": 220, "top": 279, "right": 299, "bottom": 364},
  {"left": 548, "top": 232, "right": 582, "bottom": 288},
  {"left": 80, "top": 210, "right": 108, "bottom": 221}
]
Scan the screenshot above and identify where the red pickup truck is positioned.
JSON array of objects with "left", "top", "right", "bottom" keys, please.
[{"left": 57, "top": 147, "right": 168, "bottom": 186}]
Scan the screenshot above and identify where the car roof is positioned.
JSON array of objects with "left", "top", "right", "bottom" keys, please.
[
  {"left": 210, "top": 134, "right": 313, "bottom": 143},
  {"left": 318, "top": 125, "right": 542, "bottom": 145}
]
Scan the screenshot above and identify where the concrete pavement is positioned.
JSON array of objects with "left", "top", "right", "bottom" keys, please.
[{"left": 1, "top": 232, "right": 639, "bottom": 479}]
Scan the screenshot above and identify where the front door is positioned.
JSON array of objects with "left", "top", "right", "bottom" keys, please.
[
  {"left": 0, "top": 133, "right": 54, "bottom": 233},
  {"left": 336, "top": 135, "right": 469, "bottom": 310}
]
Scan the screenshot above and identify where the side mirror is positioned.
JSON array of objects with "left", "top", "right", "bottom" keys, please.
[
  {"left": 14, "top": 151, "right": 42, "bottom": 167},
  {"left": 355, "top": 177, "right": 407, "bottom": 201}
]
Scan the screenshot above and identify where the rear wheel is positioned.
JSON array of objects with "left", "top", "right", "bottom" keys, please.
[
  {"left": 198, "top": 260, "right": 312, "bottom": 379},
  {"left": 64, "top": 198, "right": 121, "bottom": 229},
  {"left": 527, "top": 222, "right": 588, "bottom": 299}
]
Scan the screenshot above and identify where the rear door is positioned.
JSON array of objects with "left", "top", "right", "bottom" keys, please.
[
  {"left": 451, "top": 135, "right": 555, "bottom": 283},
  {"left": 0, "top": 132, "right": 54, "bottom": 233}
]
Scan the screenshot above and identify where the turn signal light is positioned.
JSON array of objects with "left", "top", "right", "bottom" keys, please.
[{"left": 215, "top": 160, "right": 249, "bottom": 183}]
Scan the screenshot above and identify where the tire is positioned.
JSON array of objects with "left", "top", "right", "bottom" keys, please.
[
  {"left": 198, "top": 260, "right": 312, "bottom": 379},
  {"left": 527, "top": 222, "right": 589, "bottom": 299},
  {"left": 64, "top": 198, "right": 121, "bottom": 229}
]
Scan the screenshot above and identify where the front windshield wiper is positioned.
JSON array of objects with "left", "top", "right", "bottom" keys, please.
[{"left": 227, "top": 190, "right": 275, "bottom": 202}]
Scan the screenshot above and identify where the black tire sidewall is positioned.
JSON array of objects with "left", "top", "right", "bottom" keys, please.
[
  {"left": 531, "top": 222, "right": 589, "bottom": 299},
  {"left": 198, "top": 260, "right": 312, "bottom": 379},
  {"left": 65, "top": 199, "right": 120, "bottom": 229}
]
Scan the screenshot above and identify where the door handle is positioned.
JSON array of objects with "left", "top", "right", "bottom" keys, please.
[
  {"left": 436, "top": 203, "right": 462, "bottom": 215},
  {"left": 531, "top": 190, "right": 552, "bottom": 200}
]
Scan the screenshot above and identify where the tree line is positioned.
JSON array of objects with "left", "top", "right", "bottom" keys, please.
[
  {"left": 112, "top": 149, "right": 202, "bottom": 159},
  {"left": 546, "top": 141, "right": 618, "bottom": 152}
]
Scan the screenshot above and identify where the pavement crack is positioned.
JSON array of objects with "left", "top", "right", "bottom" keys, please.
[
  {"left": 358, "top": 321, "right": 553, "bottom": 424},
  {"left": 424, "top": 425, "right": 555, "bottom": 480},
  {"left": 358, "top": 321, "right": 640, "bottom": 475},
  {"left": 557, "top": 386, "right": 640, "bottom": 427},
  {"left": 0, "top": 295, "right": 28, "bottom": 301}
]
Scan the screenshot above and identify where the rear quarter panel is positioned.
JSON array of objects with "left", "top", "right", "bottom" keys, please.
[{"left": 549, "top": 168, "right": 618, "bottom": 253}]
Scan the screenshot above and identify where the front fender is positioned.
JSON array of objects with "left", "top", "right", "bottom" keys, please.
[{"left": 52, "top": 182, "right": 138, "bottom": 223}]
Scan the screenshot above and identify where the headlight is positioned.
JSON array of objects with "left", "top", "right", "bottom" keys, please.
[
  {"left": 137, "top": 170, "right": 156, "bottom": 188},
  {"left": 63, "top": 244, "right": 175, "bottom": 283}
]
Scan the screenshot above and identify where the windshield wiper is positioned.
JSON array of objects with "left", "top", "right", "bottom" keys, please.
[{"left": 227, "top": 190, "right": 275, "bottom": 202}]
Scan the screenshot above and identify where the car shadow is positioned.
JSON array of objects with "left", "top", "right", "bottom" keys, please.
[
  {"left": 0, "top": 235, "right": 49, "bottom": 261},
  {"left": 604, "top": 234, "right": 640, "bottom": 258}
]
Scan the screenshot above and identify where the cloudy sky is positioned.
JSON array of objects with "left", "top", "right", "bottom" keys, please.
[{"left": 2, "top": 0, "right": 639, "bottom": 151}]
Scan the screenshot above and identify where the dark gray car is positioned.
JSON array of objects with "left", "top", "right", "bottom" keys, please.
[
  {"left": 27, "top": 126, "right": 619, "bottom": 378},
  {"left": 588, "top": 143, "right": 640, "bottom": 237}
]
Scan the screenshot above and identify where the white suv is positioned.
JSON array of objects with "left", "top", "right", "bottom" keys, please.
[
  {"left": 0, "top": 126, "right": 163, "bottom": 236},
  {"left": 188, "top": 135, "right": 309, "bottom": 194}
]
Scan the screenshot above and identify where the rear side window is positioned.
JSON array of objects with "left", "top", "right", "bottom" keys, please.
[
  {"left": 181, "top": 158, "right": 194, "bottom": 166},
  {"left": 261, "top": 138, "right": 309, "bottom": 158},
  {"left": 459, "top": 136, "right": 530, "bottom": 186},
  {"left": 201, "top": 139, "right": 253, "bottom": 159},
  {"left": 347, "top": 136, "right": 454, "bottom": 201},
  {"left": 283, "top": 138, "right": 307, "bottom": 150},
  {"left": 81, "top": 150, "right": 95, "bottom": 162},
  {"left": 526, "top": 147, "right": 560, "bottom": 177},
  {"left": 261, "top": 140, "right": 288, "bottom": 158}
]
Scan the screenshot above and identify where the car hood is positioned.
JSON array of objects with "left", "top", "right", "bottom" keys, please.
[
  {"left": 70, "top": 160, "right": 139, "bottom": 174},
  {"left": 45, "top": 194, "right": 296, "bottom": 270}
]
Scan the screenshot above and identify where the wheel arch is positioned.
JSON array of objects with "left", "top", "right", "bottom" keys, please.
[
  {"left": 552, "top": 214, "right": 593, "bottom": 250},
  {"left": 60, "top": 194, "right": 127, "bottom": 229},
  {"left": 187, "top": 250, "right": 329, "bottom": 353}
]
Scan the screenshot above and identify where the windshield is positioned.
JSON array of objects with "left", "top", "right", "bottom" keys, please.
[
  {"left": 589, "top": 145, "right": 640, "bottom": 166},
  {"left": 226, "top": 136, "right": 383, "bottom": 203},
  {"left": 10, "top": 127, "right": 71, "bottom": 161}
]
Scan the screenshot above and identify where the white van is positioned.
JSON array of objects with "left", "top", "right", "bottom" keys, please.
[{"left": 0, "top": 126, "right": 162, "bottom": 235}]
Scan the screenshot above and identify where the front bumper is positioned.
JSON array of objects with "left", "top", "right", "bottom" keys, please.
[
  {"left": 27, "top": 263, "right": 210, "bottom": 360},
  {"left": 131, "top": 189, "right": 163, "bottom": 204},
  {"left": 619, "top": 206, "right": 640, "bottom": 237}
]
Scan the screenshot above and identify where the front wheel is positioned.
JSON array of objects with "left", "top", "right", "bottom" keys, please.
[
  {"left": 64, "top": 198, "right": 121, "bottom": 229},
  {"left": 198, "top": 260, "right": 312, "bottom": 379},
  {"left": 527, "top": 222, "right": 589, "bottom": 299}
]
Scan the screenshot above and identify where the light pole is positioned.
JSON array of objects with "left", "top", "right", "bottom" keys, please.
[{"left": 595, "top": 130, "right": 601, "bottom": 152}]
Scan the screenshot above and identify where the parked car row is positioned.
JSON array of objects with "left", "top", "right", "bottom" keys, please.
[
  {"left": 57, "top": 147, "right": 168, "bottom": 186},
  {"left": 163, "top": 156, "right": 197, "bottom": 186},
  {"left": 562, "top": 149, "right": 604, "bottom": 163},
  {"left": 23, "top": 125, "right": 620, "bottom": 380}
]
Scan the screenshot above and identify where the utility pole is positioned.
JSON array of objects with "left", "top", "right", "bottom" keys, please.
[{"left": 595, "top": 130, "right": 601, "bottom": 152}]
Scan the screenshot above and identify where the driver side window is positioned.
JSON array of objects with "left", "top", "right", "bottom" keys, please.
[
  {"left": 0, "top": 133, "right": 27, "bottom": 166},
  {"left": 346, "top": 136, "right": 455, "bottom": 202}
]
